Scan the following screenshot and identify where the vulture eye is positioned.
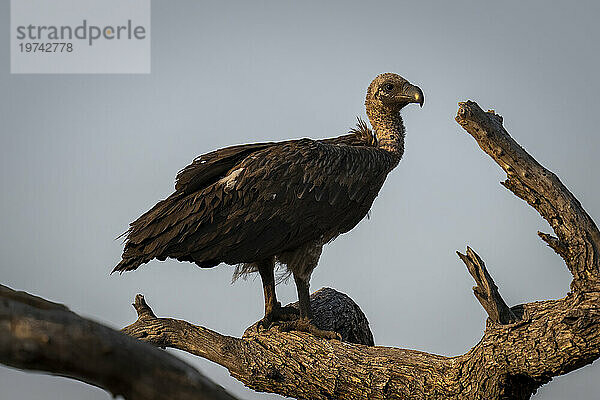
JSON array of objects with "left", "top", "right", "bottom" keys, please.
[{"left": 384, "top": 83, "right": 394, "bottom": 92}]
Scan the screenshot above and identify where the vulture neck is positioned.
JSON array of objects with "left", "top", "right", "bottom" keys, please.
[{"left": 367, "top": 107, "right": 405, "bottom": 159}]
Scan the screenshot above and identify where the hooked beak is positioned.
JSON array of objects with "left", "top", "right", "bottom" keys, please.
[{"left": 399, "top": 84, "right": 424, "bottom": 107}]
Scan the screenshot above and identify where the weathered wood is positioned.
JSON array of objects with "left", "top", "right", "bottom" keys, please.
[
  {"left": 120, "top": 101, "right": 600, "bottom": 400},
  {"left": 455, "top": 101, "right": 600, "bottom": 292},
  {"left": 121, "top": 291, "right": 600, "bottom": 400},
  {"left": 0, "top": 284, "right": 239, "bottom": 400},
  {"left": 457, "top": 246, "right": 518, "bottom": 324},
  {"left": 123, "top": 289, "right": 456, "bottom": 400}
]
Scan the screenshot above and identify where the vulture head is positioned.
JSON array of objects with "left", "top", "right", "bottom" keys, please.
[{"left": 365, "top": 73, "right": 424, "bottom": 112}]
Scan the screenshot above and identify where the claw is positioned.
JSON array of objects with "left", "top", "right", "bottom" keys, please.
[
  {"left": 257, "top": 304, "right": 300, "bottom": 333},
  {"left": 256, "top": 315, "right": 272, "bottom": 332},
  {"left": 278, "top": 317, "right": 342, "bottom": 341}
]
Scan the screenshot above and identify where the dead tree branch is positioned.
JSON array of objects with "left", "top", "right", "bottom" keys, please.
[
  {"left": 0, "top": 284, "right": 239, "bottom": 400},
  {"left": 455, "top": 101, "right": 600, "bottom": 291},
  {"left": 123, "top": 289, "right": 453, "bottom": 399},
  {"left": 120, "top": 101, "right": 600, "bottom": 400},
  {"left": 457, "top": 246, "right": 518, "bottom": 324},
  {"left": 2, "top": 101, "right": 598, "bottom": 400}
]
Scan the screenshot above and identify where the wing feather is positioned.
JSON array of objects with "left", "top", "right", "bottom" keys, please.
[{"left": 114, "top": 118, "right": 381, "bottom": 273}]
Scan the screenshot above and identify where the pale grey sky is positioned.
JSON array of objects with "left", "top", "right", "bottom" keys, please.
[{"left": 1, "top": 1, "right": 599, "bottom": 399}]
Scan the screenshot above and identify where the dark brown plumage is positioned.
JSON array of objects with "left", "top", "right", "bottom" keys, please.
[{"left": 114, "top": 73, "right": 424, "bottom": 338}]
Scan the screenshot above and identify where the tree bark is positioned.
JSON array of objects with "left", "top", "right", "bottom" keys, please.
[
  {"left": 0, "top": 284, "right": 239, "bottom": 400},
  {"left": 121, "top": 101, "right": 600, "bottom": 399}
]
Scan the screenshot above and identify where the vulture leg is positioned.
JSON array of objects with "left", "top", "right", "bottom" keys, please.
[
  {"left": 278, "top": 272, "right": 341, "bottom": 341},
  {"left": 256, "top": 258, "right": 298, "bottom": 331},
  {"left": 294, "top": 273, "right": 312, "bottom": 319}
]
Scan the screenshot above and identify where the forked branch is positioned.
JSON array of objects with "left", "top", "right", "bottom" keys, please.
[
  {"left": 455, "top": 101, "right": 600, "bottom": 291},
  {"left": 119, "top": 101, "right": 600, "bottom": 400}
]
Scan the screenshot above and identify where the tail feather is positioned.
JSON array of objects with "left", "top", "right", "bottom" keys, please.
[
  {"left": 113, "top": 189, "right": 202, "bottom": 274},
  {"left": 112, "top": 255, "right": 146, "bottom": 274}
]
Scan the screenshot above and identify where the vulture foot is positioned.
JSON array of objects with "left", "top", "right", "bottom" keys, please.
[
  {"left": 277, "top": 317, "right": 342, "bottom": 341},
  {"left": 257, "top": 303, "right": 299, "bottom": 332}
]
